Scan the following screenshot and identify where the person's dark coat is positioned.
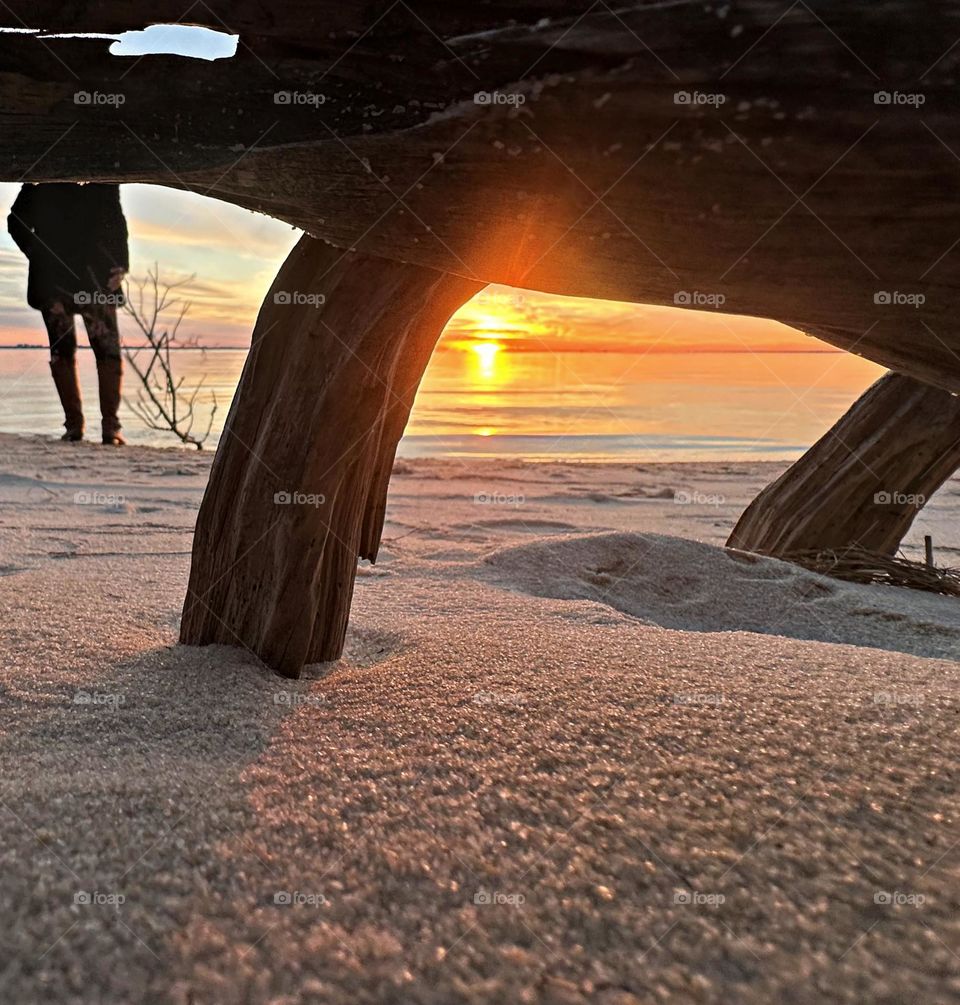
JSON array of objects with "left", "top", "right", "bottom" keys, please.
[{"left": 7, "top": 183, "right": 129, "bottom": 310}]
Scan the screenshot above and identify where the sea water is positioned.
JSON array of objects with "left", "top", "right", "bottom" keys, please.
[{"left": 0, "top": 347, "right": 883, "bottom": 461}]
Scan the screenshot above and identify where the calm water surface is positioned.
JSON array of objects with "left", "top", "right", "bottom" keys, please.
[{"left": 0, "top": 347, "right": 883, "bottom": 461}]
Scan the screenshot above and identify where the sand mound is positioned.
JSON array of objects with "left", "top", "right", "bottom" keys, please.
[{"left": 484, "top": 531, "right": 960, "bottom": 661}]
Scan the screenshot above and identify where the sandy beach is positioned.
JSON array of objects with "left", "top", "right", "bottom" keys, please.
[{"left": 1, "top": 432, "right": 959, "bottom": 1003}]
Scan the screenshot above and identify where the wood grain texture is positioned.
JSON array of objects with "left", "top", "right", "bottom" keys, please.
[
  {"left": 728, "top": 372, "right": 960, "bottom": 557},
  {"left": 178, "top": 235, "right": 480, "bottom": 676}
]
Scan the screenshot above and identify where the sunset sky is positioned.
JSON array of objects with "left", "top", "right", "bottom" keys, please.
[{"left": 0, "top": 181, "right": 829, "bottom": 356}]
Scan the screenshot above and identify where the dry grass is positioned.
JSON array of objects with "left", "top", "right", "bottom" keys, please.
[{"left": 779, "top": 547, "right": 960, "bottom": 597}]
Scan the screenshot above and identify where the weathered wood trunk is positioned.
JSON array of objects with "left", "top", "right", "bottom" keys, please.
[
  {"left": 727, "top": 372, "right": 960, "bottom": 558},
  {"left": 179, "top": 236, "right": 481, "bottom": 677}
]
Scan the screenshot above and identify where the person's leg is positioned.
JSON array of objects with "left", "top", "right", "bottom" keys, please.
[
  {"left": 81, "top": 302, "right": 125, "bottom": 445},
  {"left": 42, "top": 300, "right": 83, "bottom": 441}
]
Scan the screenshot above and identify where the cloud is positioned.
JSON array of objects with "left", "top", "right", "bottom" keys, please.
[{"left": 441, "top": 283, "right": 818, "bottom": 354}]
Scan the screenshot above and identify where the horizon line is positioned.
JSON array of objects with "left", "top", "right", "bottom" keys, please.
[{"left": 0, "top": 344, "right": 849, "bottom": 355}]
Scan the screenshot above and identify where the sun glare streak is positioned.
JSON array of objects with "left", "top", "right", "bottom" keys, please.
[{"left": 471, "top": 340, "right": 502, "bottom": 378}]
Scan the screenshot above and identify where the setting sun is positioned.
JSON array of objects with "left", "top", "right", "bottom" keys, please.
[{"left": 471, "top": 341, "right": 502, "bottom": 373}]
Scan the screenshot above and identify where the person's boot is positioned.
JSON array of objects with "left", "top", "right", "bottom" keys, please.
[
  {"left": 49, "top": 356, "right": 84, "bottom": 441},
  {"left": 96, "top": 357, "right": 126, "bottom": 446}
]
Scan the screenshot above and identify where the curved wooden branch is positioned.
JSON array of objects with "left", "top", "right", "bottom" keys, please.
[
  {"left": 179, "top": 236, "right": 481, "bottom": 677},
  {"left": 727, "top": 372, "right": 960, "bottom": 558}
]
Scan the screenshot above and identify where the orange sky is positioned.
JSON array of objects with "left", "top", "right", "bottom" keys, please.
[{"left": 443, "top": 287, "right": 818, "bottom": 356}]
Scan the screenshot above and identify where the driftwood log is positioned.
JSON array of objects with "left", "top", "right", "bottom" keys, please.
[
  {"left": 5, "top": 5, "right": 960, "bottom": 671},
  {"left": 179, "top": 236, "right": 480, "bottom": 676},
  {"left": 728, "top": 373, "right": 960, "bottom": 557}
]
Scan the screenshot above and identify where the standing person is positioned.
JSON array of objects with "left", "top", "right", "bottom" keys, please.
[{"left": 7, "top": 183, "right": 129, "bottom": 445}]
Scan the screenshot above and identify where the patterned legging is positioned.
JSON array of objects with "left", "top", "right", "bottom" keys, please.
[{"left": 41, "top": 296, "right": 121, "bottom": 362}]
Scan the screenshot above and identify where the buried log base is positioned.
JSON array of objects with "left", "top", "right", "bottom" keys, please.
[
  {"left": 727, "top": 371, "right": 960, "bottom": 559},
  {"left": 179, "top": 235, "right": 481, "bottom": 677}
]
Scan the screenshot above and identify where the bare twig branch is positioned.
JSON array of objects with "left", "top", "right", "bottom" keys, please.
[{"left": 120, "top": 266, "right": 215, "bottom": 450}]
